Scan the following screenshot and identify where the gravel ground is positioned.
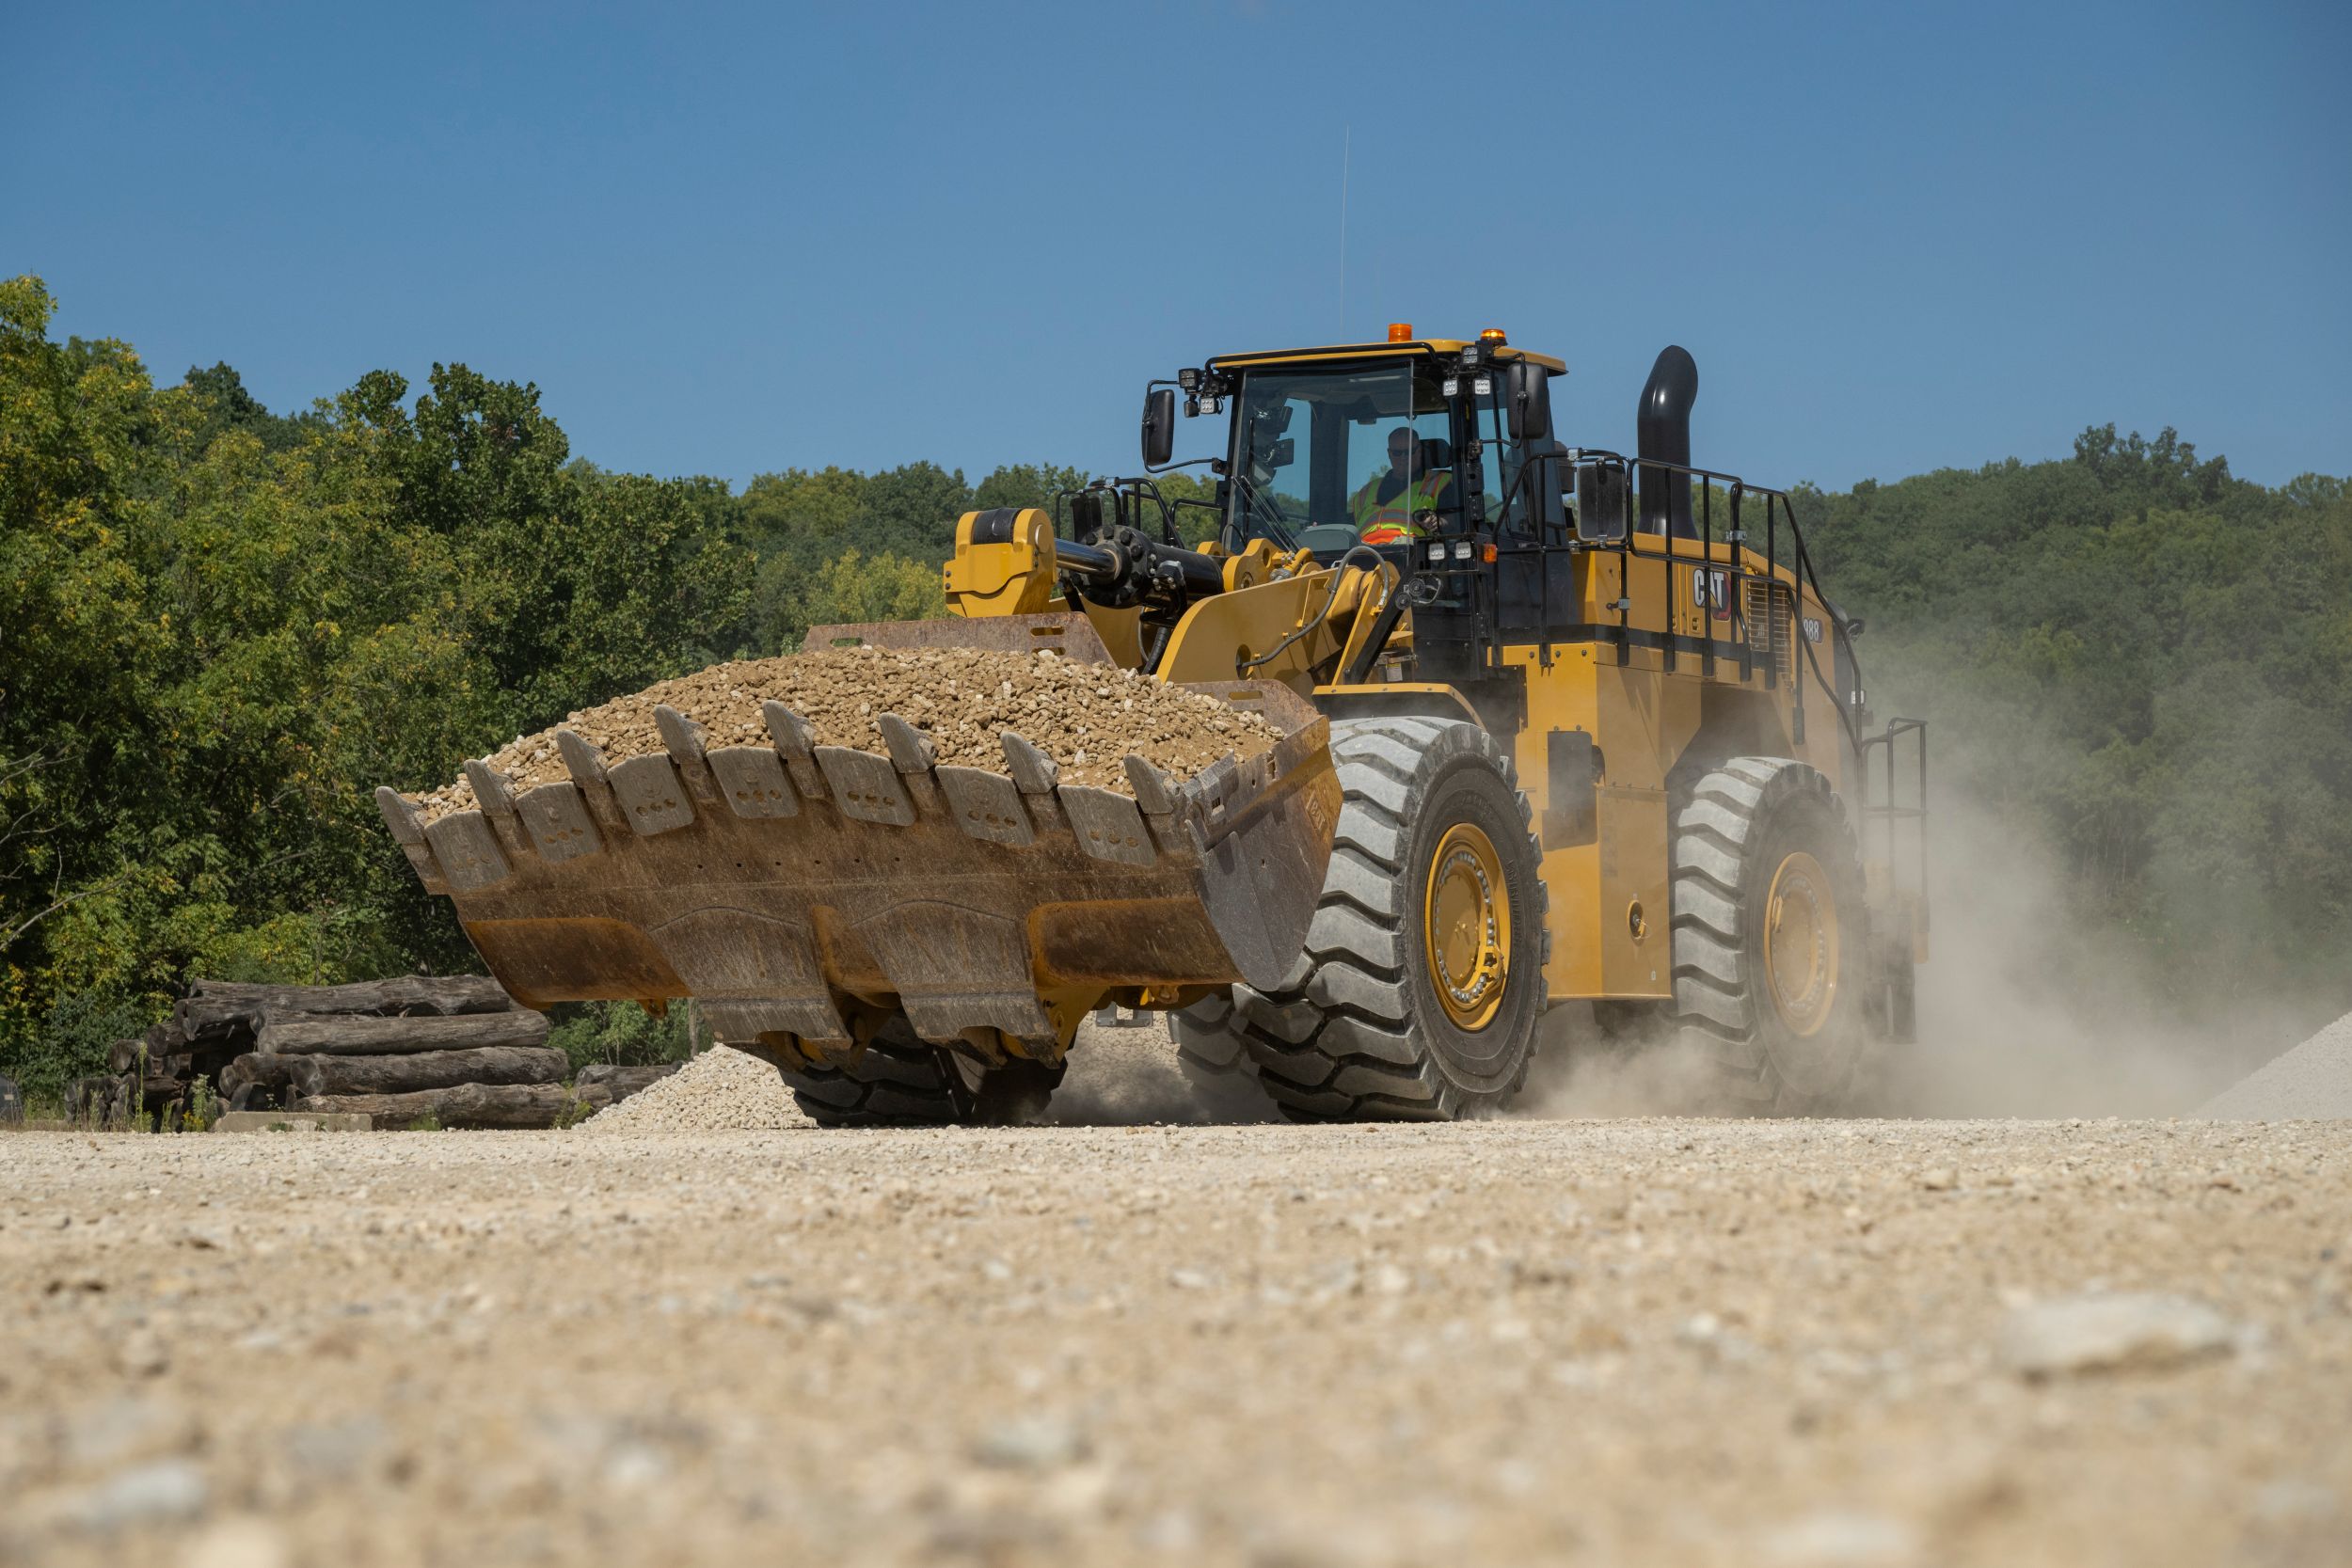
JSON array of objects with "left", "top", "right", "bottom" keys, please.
[
  {"left": 411, "top": 646, "right": 1281, "bottom": 820},
  {"left": 5, "top": 1104, "right": 2347, "bottom": 1567}
]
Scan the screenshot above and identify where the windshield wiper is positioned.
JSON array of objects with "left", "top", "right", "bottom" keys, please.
[{"left": 1227, "top": 468, "right": 1300, "bottom": 551}]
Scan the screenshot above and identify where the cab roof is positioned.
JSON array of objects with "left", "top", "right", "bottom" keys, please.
[{"left": 1206, "top": 338, "right": 1567, "bottom": 374}]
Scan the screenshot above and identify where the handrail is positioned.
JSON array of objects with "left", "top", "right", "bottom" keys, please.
[{"left": 1556, "top": 451, "right": 1866, "bottom": 756}]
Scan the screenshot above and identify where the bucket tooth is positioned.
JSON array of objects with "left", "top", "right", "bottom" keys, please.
[
  {"left": 937, "top": 766, "right": 1035, "bottom": 847},
  {"left": 1123, "top": 754, "right": 1200, "bottom": 863},
  {"left": 374, "top": 785, "right": 426, "bottom": 845},
  {"left": 515, "top": 782, "right": 602, "bottom": 862},
  {"left": 1058, "top": 784, "right": 1156, "bottom": 866},
  {"left": 654, "top": 703, "right": 707, "bottom": 763},
  {"left": 1122, "top": 754, "right": 1179, "bottom": 815},
  {"left": 655, "top": 704, "right": 720, "bottom": 806},
  {"left": 876, "top": 714, "right": 937, "bottom": 773},
  {"left": 707, "top": 745, "right": 799, "bottom": 819},
  {"left": 422, "top": 810, "right": 511, "bottom": 893},
  {"left": 876, "top": 713, "right": 947, "bottom": 816},
  {"left": 557, "top": 730, "right": 629, "bottom": 832},
  {"left": 998, "top": 731, "right": 1066, "bottom": 831},
  {"left": 374, "top": 787, "right": 451, "bottom": 895},
  {"left": 816, "top": 745, "right": 915, "bottom": 827},
  {"left": 609, "top": 752, "right": 696, "bottom": 835},
  {"left": 761, "top": 701, "right": 830, "bottom": 802},
  {"left": 462, "top": 759, "right": 532, "bottom": 857},
  {"left": 463, "top": 758, "right": 518, "bottom": 816},
  {"left": 999, "top": 731, "right": 1059, "bottom": 794}
]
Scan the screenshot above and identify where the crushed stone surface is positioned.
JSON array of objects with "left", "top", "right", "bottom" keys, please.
[
  {"left": 5, "top": 1117, "right": 2348, "bottom": 1567},
  {"left": 411, "top": 646, "right": 1282, "bottom": 821},
  {"left": 2198, "top": 1009, "right": 2352, "bottom": 1119},
  {"left": 578, "top": 1045, "right": 810, "bottom": 1133}
]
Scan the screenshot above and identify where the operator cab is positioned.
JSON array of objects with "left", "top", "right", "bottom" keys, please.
[{"left": 1192, "top": 327, "right": 1564, "bottom": 567}]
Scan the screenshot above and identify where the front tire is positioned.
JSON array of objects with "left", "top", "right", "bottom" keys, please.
[
  {"left": 1224, "top": 716, "right": 1549, "bottom": 1121},
  {"left": 779, "top": 1018, "right": 1063, "bottom": 1128},
  {"left": 1670, "top": 757, "right": 1868, "bottom": 1114}
]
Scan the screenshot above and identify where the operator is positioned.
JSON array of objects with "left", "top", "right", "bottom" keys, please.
[{"left": 1350, "top": 427, "right": 1453, "bottom": 546}]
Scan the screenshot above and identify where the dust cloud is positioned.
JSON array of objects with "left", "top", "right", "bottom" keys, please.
[
  {"left": 1514, "top": 781, "right": 2328, "bottom": 1121},
  {"left": 1046, "top": 1015, "right": 1277, "bottom": 1126},
  {"left": 1056, "top": 766, "right": 2329, "bottom": 1125}
]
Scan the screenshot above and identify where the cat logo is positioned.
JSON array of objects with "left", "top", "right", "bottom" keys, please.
[{"left": 1691, "top": 568, "right": 1731, "bottom": 620}]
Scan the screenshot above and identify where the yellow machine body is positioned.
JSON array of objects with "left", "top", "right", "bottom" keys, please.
[{"left": 941, "top": 487, "right": 1874, "bottom": 1006}]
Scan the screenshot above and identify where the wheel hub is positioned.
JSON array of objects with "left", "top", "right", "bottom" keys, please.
[
  {"left": 1423, "top": 822, "right": 1511, "bottom": 1031},
  {"left": 1762, "top": 850, "right": 1838, "bottom": 1037}
]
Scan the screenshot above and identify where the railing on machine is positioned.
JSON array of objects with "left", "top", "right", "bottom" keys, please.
[
  {"left": 1471, "top": 447, "right": 1860, "bottom": 751},
  {"left": 1856, "top": 715, "right": 1931, "bottom": 933},
  {"left": 1460, "top": 446, "right": 1929, "bottom": 890}
]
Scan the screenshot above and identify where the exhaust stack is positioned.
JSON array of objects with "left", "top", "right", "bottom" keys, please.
[{"left": 1636, "top": 346, "right": 1699, "bottom": 537}]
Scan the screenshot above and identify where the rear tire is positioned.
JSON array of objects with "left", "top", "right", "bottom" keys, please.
[
  {"left": 1670, "top": 757, "right": 1868, "bottom": 1115},
  {"left": 779, "top": 1017, "right": 1063, "bottom": 1128},
  {"left": 1225, "top": 716, "right": 1549, "bottom": 1121}
]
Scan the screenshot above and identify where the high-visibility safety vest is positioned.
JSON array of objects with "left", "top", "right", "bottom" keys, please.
[{"left": 1348, "top": 468, "right": 1454, "bottom": 545}]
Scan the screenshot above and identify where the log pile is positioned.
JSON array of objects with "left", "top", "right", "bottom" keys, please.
[
  {"left": 72, "top": 975, "right": 678, "bottom": 1130},
  {"left": 171, "top": 975, "right": 563, "bottom": 1129}
]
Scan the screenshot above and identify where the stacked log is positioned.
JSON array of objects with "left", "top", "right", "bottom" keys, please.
[
  {"left": 175, "top": 974, "right": 570, "bottom": 1129},
  {"left": 177, "top": 974, "right": 512, "bottom": 1041},
  {"left": 134, "top": 975, "right": 683, "bottom": 1129},
  {"left": 286, "top": 1082, "right": 576, "bottom": 1129},
  {"left": 256, "top": 1011, "right": 549, "bottom": 1055}
]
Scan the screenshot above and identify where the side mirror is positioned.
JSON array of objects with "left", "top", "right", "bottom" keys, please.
[
  {"left": 1141, "top": 388, "right": 1176, "bottom": 468},
  {"left": 1266, "top": 437, "right": 1296, "bottom": 469},
  {"left": 1504, "top": 361, "right": 1550, "bottom": 442},
  {"left": 1575, "top": 462, "right": 1629, "bottom": 543}
]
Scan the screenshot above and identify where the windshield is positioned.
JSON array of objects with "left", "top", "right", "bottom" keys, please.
[{"left": 1230, "top": 361, "right": 1471, "bottom": 548}]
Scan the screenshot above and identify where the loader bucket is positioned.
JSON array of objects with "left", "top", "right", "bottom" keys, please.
[{"left": 376, "top": 671, "right": 1337, "bottom": 1059}]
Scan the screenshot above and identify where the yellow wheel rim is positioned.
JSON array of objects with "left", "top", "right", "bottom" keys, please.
[
  {"left": 1761, "top": 851, "right": 1839, "bottom": 1037},
  {"left": 1423, "top": 822, "right": 1511, "bottom": 1031}
]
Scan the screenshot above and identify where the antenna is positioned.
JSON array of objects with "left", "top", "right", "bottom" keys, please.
[{"left": 1338, "top": 125, "right": 1349, "bottom": 339}]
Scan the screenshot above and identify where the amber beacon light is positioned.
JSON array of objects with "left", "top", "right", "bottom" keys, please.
[{"left": 1387, "top": 322, "right": 1414, "bottom": 342}]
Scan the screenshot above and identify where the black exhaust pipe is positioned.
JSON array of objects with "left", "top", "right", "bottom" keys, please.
[{"left": 1635, "top": 345, "right": 1698, "bottom": 537}]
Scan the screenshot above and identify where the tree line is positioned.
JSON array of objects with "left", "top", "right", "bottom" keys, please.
[{"left": 3, "top": 275, "right": 2345, "bottom": 1095}]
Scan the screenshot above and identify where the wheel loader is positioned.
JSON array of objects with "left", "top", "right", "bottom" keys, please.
[{"left": 378, "top": 327, "right": 1929, "bottom": 1123}]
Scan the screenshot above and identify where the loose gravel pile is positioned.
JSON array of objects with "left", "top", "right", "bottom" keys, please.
[
  {"left": 2196, "top": 1008, "right": 2352, "bottom": 1118},
  {"left": 576, "top": 1045, "right": 811, "bottom": 1132},
  {"left": 411, "top": 646, "right": 1283, "bottom": 822}
]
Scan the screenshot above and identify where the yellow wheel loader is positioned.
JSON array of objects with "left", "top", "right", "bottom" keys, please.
[{"left": 380, "top": 328, "right": 1928, "bottom": 1123}]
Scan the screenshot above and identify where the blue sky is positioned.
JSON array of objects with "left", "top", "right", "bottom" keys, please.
[{"left": 9, "top": 1, "right": 2346, "bottom": 491}]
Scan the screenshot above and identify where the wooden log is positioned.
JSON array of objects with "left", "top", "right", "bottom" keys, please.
[
  {"left": 573, "top": 1063, "right": 680, "bottom": 1099},
  {"left": 285, "top": 1046, "right": 568, "bottom": 1099},
  {"left": 294, "top": 1082, "right": 573, "bottom": 1130},
  {"left": 108, "top": 1038, "right": 141, "bottom": 1076},
  {"left": 257, "top": 1010, "right": 550, "bottom": 1057},
  {"left": 176, "top": 975, "right": 514, "bottom": 1040},
  {"left": 223, "top": 1052, "right": 298, "bottom": 1095}
]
